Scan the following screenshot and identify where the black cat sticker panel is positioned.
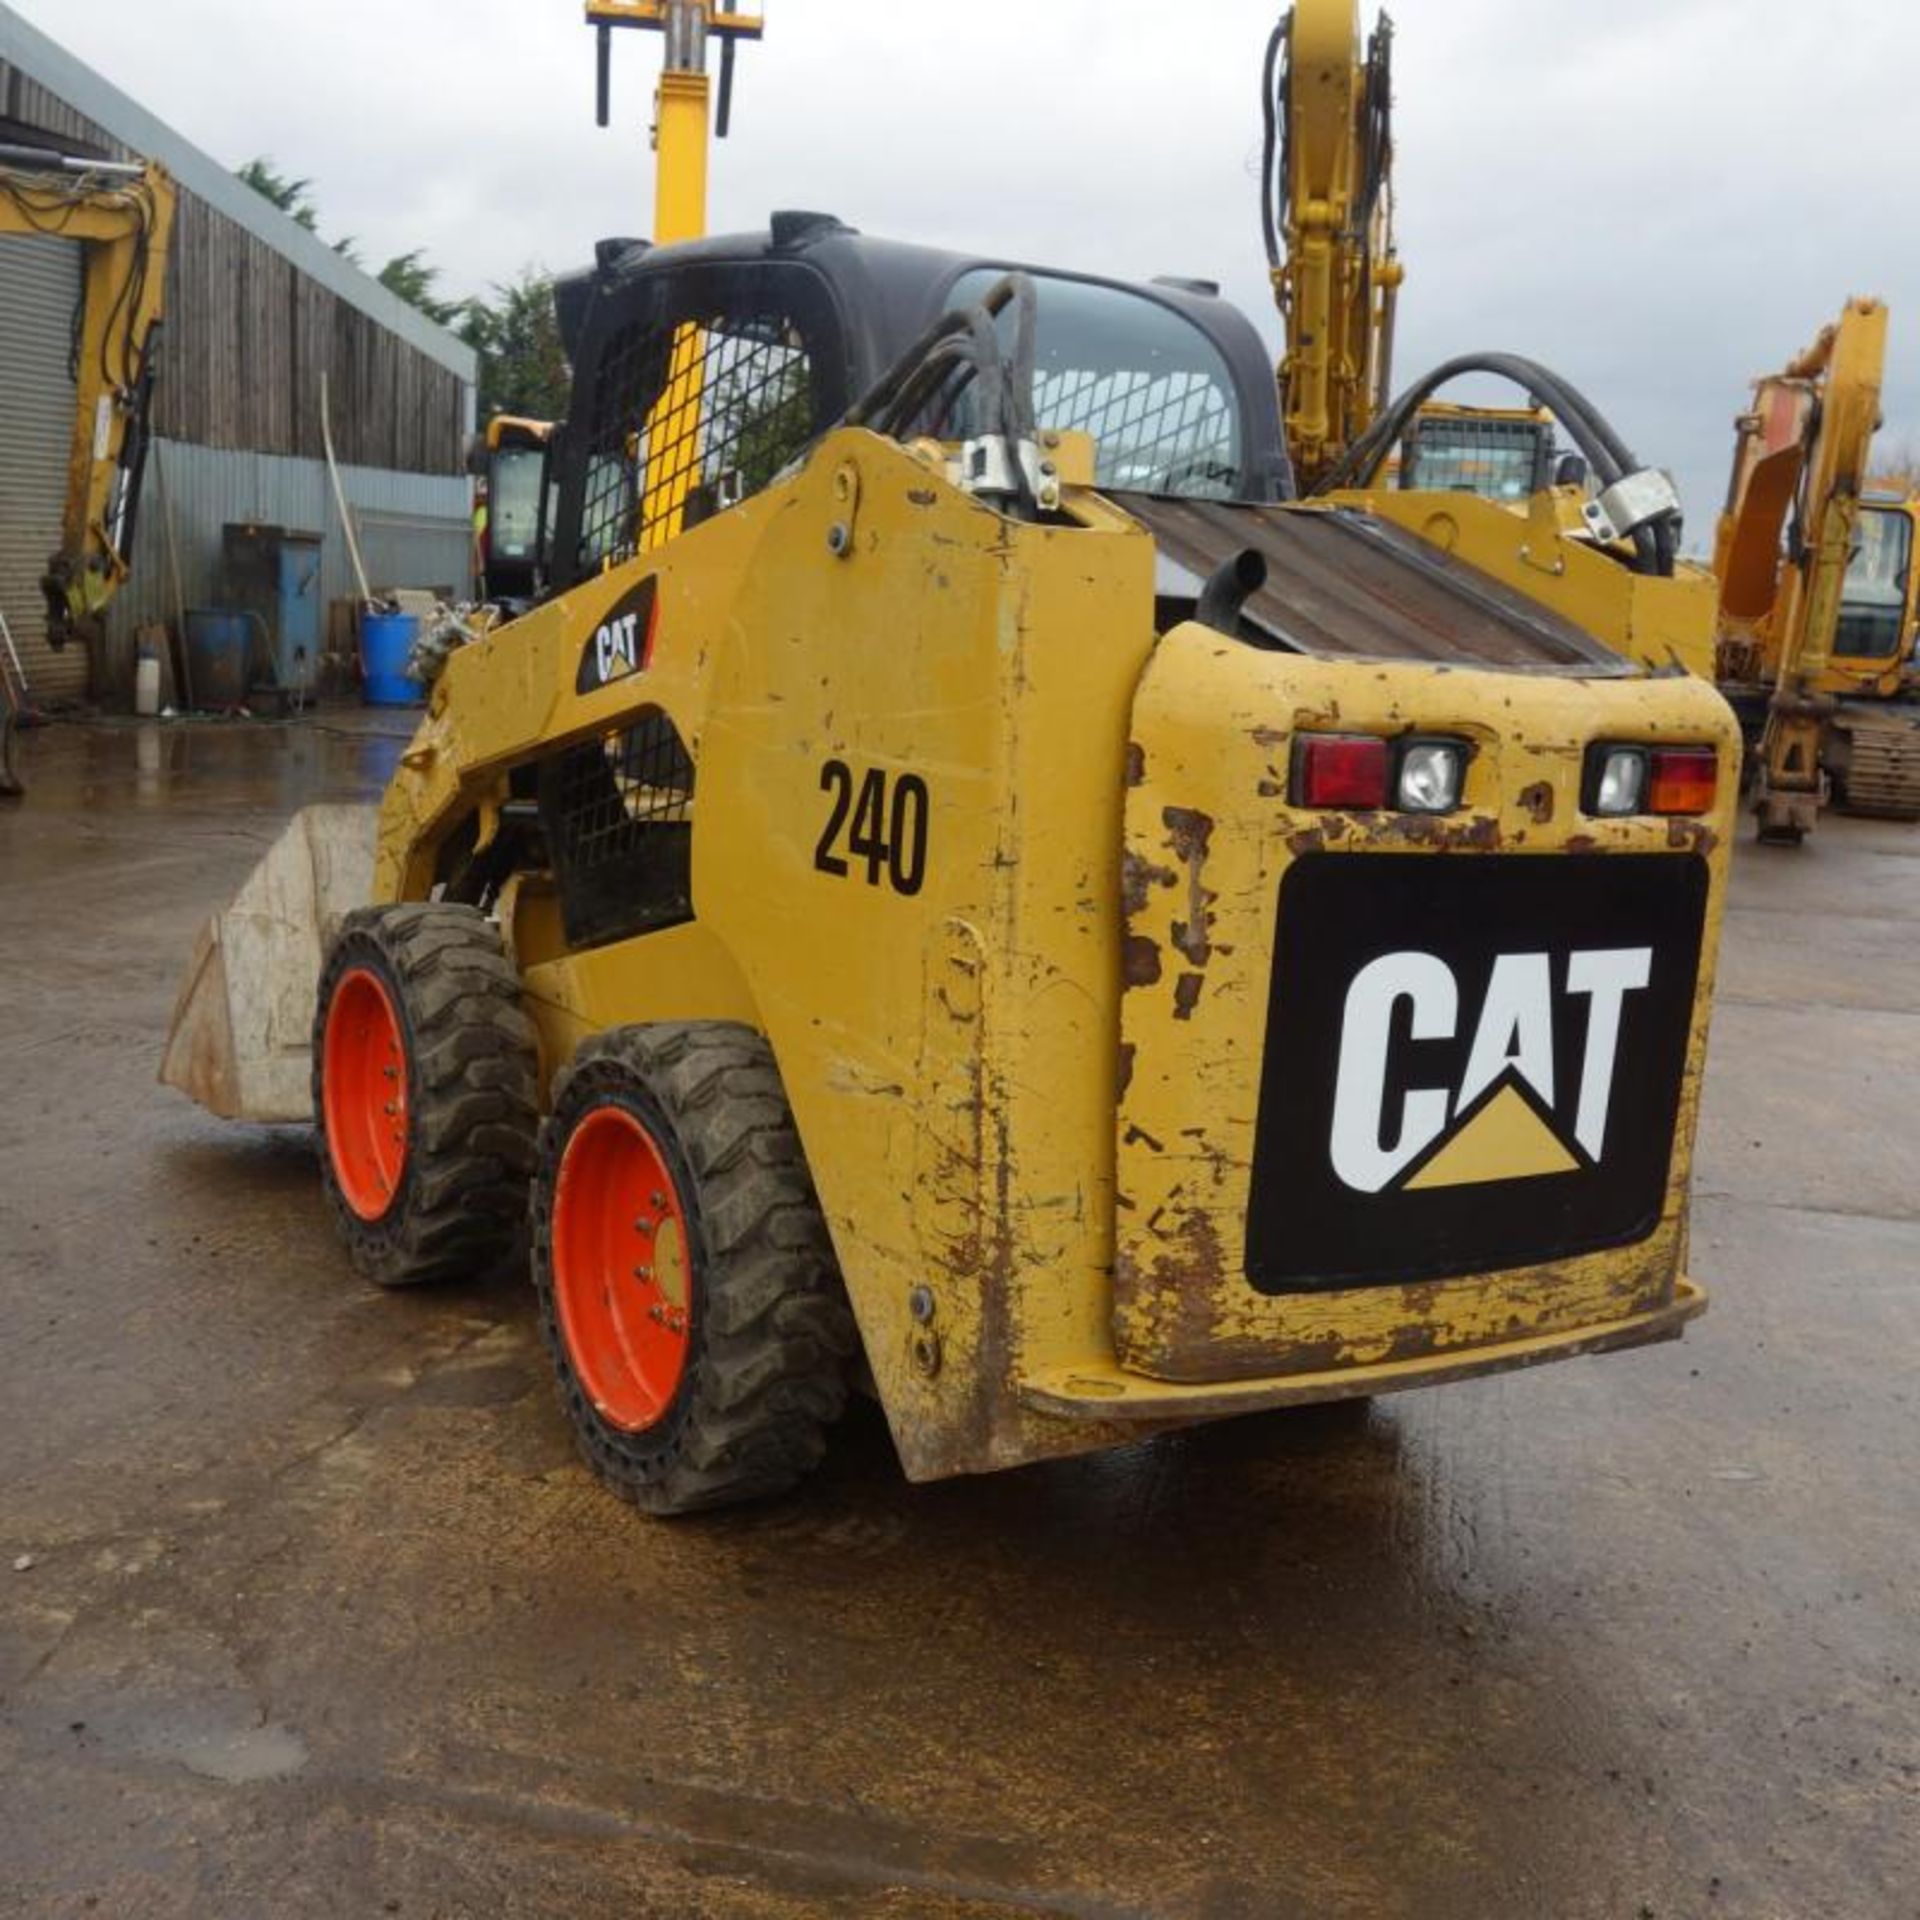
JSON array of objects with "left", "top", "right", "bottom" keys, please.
[{"left": 1246, "top": 853, "right": 1709, "bottom": 1293}]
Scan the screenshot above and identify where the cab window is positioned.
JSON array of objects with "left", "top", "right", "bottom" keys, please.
[
  {"left": 1837, "top": 505, "right": 1913, "bottom": 659},
  {"left": 927, "top": 269, "right": 1246, "bottom": 499}
]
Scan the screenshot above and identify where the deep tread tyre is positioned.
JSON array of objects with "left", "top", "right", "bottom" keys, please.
[
  {"left": 531, "top": 1022, "right": 857, "bottom": 1516},
  {"left": 313, "top": 902, "right": 540, "bottom": 1286}
]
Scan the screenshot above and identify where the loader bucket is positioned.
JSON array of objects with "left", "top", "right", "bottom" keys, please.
[{"left": 159, "top": 804, "right": 378, "bottom": 1122}]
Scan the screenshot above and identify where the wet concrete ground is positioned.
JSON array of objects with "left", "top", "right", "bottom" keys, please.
[{"left": 1, "top": 715, "right": 1915, "bottom": 1919}]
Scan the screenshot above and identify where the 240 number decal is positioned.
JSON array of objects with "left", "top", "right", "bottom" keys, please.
[{"left": 814, "top": 760, "right": 929, "bottom": 896}]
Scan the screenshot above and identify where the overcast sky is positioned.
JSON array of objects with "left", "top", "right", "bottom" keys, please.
[{"left": 25, "top": 0, "right": 1920, "bottom": 542}]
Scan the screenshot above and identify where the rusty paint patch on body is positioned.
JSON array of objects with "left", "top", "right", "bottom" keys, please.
[
  {"left": 1121, "top": 850, "right": 1177, "bottom": 918},
  {"left": 1122, "top": 935, "right": 1163, "bottom": 988}
]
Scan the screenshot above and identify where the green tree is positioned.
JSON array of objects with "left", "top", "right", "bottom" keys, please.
[
  {"left": 463, "top": 269, "right": 572, "bottom": 422},
  {"left": 714, "top": 352, "right": 811, "bottom": 493},
  {"left": 235, "top": 157, "right": 319, "bottom": 231},
  {"left": 377, "top": 248, "right": 463, "bottom": 329}
]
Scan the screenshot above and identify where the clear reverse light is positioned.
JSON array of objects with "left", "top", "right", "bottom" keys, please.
[
  {"left": 1397, "top": 741, "right": 1464, "bottom": 814},
  {"left": 1593, "top": 747, "right": 1647, "bottom": 816}
]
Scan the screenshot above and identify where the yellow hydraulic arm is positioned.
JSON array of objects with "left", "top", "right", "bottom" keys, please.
[
  {"left": 1262, "top": 0, "right": 1402, "bottom": 489},
  {"left": 1710, "top": 298, "right": 1887, "bottom": 841},
  {"left": 586, "top": 0, "right": 764, "bottom": 548},
  {"left": 0, "top": 147, "right": 176, "bottom": 648}
]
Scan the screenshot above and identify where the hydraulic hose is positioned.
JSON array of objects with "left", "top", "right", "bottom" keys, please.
[
  {"left": 842, "top": 273, "right": 1042, "bottom": 514},
  {"left": 1312, "top": 351, "right": 1681, "bottom": 576},
  {"left": 1259, "top": 13, "right": 1290, "bottom": 272}
]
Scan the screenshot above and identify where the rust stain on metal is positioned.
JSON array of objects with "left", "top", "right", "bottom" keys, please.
[
  {"left": 1162, "top": 805, "right": 1214, "bottom": 865},
  {"left": 1124, "top": 741, "right": 1147, "bottom": 788},
  {"left": 906, "top": 488, "right": 939, "bottom": 507},
  {"left": 1667, "top": 818, "right": 1718, "bottom": 853},
  {"left": 1135, "top": 1210, "right": 1232, "bottom": 1359},
  {"left": 1162, "top": 806, "right": 1218, "bottom": 966},
  {"left": 1172, "top": 972, "right": 1204, "bottom": 1021},
  {"left": 1121, "top": 850, "right": 1177, "bottom": 918},
  {"left": 1122, "top": 934, "right": 1163, "bottom": 988},
  {"left": 1519, "top": 780, "right": 1554, "bottom": 824},
  {"left": 1116, "top": 1041, "right": 1136, "bottom": 1099}
]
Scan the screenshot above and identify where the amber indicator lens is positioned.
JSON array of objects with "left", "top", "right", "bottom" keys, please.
[{"left": 1647, "top": 747, "right": 1718, "bottom": 816}]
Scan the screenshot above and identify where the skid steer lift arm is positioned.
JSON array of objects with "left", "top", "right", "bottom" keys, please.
[{"left": 0, "top": 147, "right": 176, "bottom": 651}]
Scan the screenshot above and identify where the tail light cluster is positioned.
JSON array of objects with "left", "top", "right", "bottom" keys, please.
[
  {"left": 1583, "top": 743, "right": 1719, "bottom": 818},
  {"left": 1288, "top": 732, "right": 1720, "bottom": 818},
  {"left": 1290, "top": 734, "right": 1466, "bottom": 814}
]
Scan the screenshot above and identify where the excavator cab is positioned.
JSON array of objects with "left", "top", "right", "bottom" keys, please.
[
  {"left": 1398, "top": 402, "right": 1562, "bottom": 502},
  {"left": 472, "top": 415, "right": 556, "bottom": 607},
  {"left": 1834, "top": 494, "right": 1918, "bottom": 666}
]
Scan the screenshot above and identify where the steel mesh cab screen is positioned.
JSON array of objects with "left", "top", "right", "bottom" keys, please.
[
  {"left": 921, "top": 268, "right": 1244, "bottom": 498},
  {"left": 538, "top": 710, "right": 695, "bottom": 949},
  {"left": 1400, "top": 416, "right": 1549, "bottom": 502},
  {"left": 577, "top": 312, "right": 814, "bottom": 572}
]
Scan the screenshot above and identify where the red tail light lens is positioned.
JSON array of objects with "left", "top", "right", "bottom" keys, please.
[
  {"left": 1647, "top": 747, "right": 1719, "bottom": 816},
  {"left": 1292, "top": 733, "right": 1391, "bottom": 809}
]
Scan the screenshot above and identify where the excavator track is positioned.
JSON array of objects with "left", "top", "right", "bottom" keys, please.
[{"left": 1832, "top": 704, "right": 1920, "bottom": 820}]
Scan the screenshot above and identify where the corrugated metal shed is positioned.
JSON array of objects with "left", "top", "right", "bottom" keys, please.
[
  {"left": 0, "top": 2, "right": 484, "bottom": 706},
  {"left": 119, "top": 439, "right": 472, "bottom": 643},
  {"left": 0, "top": 231, "right": 85, "bottom": 701}
]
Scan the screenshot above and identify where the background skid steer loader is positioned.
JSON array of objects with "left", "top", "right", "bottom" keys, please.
[{"left": 164, "top": 221, "right": 1738, "bottom": 1513}]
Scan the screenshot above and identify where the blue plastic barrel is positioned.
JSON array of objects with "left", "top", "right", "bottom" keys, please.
[
  {"left": 360, "top": 611, "right": 424, "bottom": 707},
  {"left": 184, "top": 610, "right": 252, "bottom": 708}
]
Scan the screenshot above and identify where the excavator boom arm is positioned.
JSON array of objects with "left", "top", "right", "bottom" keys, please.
[
  {"left": 0, "top": 151, "right": 176, "bottom": 645},
  {"left": 1264, "top": 0, "right": 1400, "bottom": 488}
]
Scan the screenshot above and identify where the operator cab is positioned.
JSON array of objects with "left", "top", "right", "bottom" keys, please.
[
  {"left": 1397, "top": 403, "right": 1564, "bottom": 501},
  {"left": 1836, "top": 494, "right": 1917, "bottom": 661},
  {"left": 470, "top": 414, "right": 556, "bottom": 608},
  {"left": 547, "top": 213, "right": 1292, "bottom": 592}
]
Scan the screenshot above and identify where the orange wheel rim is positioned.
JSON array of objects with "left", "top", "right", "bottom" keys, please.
[
  {"left": 322, "top": 967, "right": 410, "bottom": 1221},
  {"left": 552, "top": 1106, "right": 693, "bottom": 1432}
]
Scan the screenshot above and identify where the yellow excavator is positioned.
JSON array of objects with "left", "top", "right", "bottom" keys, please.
[
  {"left": 0, "top": 143, "right": 176, "bottom": 795},
  {"left": 1710, "top": 298, "right": 1920, "bottom": 840},
  {"left": 160, "top": 0, "right": 1739, "bottom": 1516},
  {"left": 1261, "top": 2, "right": 1715, "bottom": 678}
]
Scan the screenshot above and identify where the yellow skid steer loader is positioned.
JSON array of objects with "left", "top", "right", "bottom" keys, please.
[{"left": 164, "top": 218, "right": 1737, "bottom": 1512}]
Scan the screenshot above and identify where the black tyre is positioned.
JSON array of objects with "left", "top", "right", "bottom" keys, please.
[
  {"left": 313, "top": 903, "right": 540, "bottom": 1286},
  {"left": 531, "top": 1022, "right": 857, "bottom": 1515}
]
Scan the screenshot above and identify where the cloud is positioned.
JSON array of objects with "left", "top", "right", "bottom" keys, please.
[{"left": 24, "top": 0, "right": 1920, "bottom": 537}]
